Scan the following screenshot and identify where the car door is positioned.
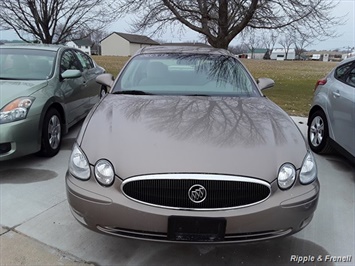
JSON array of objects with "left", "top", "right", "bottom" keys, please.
[
  {"left": 73, "top": 50, "right": 101, "bottom": 108},
  {"left": 59, "top": 49, "right": 87, "bottom": 126},
  {"left": 328, "top": 62, "right": 355, "bottom": 156}
]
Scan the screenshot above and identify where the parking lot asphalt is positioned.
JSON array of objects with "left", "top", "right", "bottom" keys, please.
[{"left": 0, "top": 116, "right": 354, "bottom": 266}]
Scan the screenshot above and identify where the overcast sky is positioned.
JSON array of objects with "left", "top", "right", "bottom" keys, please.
[{"left": 1, "top": 0, "right": 354, "bottom": 51}]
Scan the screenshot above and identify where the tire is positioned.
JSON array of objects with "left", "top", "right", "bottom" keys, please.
[
  {"left": 308, "top": 110, "right": 334, "bottom": 154},
  {"left": 99, "top": 86, "right": 107, "bottom": 99},
  {"left": 38, "top": 108, "right": 62, "bottom": 157}
]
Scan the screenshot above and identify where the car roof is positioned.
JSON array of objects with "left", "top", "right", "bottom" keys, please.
[
  {"left": 0, "top": 43, "right": 65, "bottom": 52},
  {"left": 137, "top": 45, "right": 233, "bottom": 56},
  {"left": 338, "top": 56, "right": 355, "bottom": 65}
]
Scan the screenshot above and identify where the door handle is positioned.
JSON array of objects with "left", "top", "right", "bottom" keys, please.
[{"left": 332, "top": 91, "right": 340, "bottom": 98}]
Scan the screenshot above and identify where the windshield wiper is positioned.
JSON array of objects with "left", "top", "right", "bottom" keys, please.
[
  {"left": 113, "top": 90, "right": 155, "bottom": 95},
  {"left": 184, "top": 93, "right": 210, "bottom": 97},
  {"left": 0, "top": 77, "right": 23, "bottom": 80}
]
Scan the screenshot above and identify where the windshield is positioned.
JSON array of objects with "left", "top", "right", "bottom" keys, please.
[
  {"left": 0, "top": 48, "right": 56, "bottom": 80},
  {"left": 114, "top": 53, "right": 260, "bottom": 97}
]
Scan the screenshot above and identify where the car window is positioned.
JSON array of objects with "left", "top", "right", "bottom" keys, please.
[
  {"left": 60, "top": 50, "right": 82, "bottom": 73},
  {"left": 0, "top": 48, "right": 56, "bottom": 80},
  {"left": 345, "top": 66, "right": 355, "bottom": 87},
  {"left": 74, "top": 51, "right": 94, "bottom": 70},
  {"left": 115, "top": 54, "right": 260, "bottom": 97},
  {"left": 334, "top": 62, "right": 354, "bottom": 81}
]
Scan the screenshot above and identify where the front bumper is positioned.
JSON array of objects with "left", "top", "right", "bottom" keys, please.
[
  {"left": 66, "top": 171, "right": 319, "bottom": 243},
  {"left": 0, "top": 114, "right": 41, "bottom": 161}
]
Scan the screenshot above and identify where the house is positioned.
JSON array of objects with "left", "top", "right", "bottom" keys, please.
[
  {"left": 303, "top": 51, "right": 346, "bottom": 62},
  {"left": 270, "top": 48, "right": 296, "bottom": 60},
  {"left": 66, "top": 39, "right": 92, "bottom": 55},
  {"left": 101, "top": 32, "right": 160, "bottom": 56},
  {"left": 247, "top": 48, "right": 268, "bottom": 60}
]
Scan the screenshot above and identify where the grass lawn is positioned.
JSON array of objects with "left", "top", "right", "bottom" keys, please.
[{"left": 92, "top": 56, "right": 337, "bottom": 117}]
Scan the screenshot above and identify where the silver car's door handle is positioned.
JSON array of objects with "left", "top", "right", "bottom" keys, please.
[{"left": 332, "top": 91, "right": 340, "bottom": 97}]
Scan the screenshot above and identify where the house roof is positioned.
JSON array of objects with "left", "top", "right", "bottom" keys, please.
[
  {"left": 248, "top": 48, "right": 268, "bottom": 54},
  {"left": 103, "top": 32, "right": 159, "bottom": 45},
  {"left": 72, "top": 39, "right": 92, "bottom": 47}
]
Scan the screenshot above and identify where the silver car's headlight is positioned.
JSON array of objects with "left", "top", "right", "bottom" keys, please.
[
  {"left": 278, "top": 163, "right": 296, "bottom": 190},
  {"left": 69, "top": 143, "right": 90, "bottom": 180},
  {"left": 0, "top": 97, "right": 35, "bottom": 124},
  {"left": 95, "top": 159, "right": 115, "bottom": 186},
  {"left": 300, "top": 151, "right": 317, "bottom": 185}
]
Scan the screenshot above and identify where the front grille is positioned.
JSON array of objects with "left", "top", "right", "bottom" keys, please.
[{"left": 122, "top": 174, "right": 271, "bottom": 210}]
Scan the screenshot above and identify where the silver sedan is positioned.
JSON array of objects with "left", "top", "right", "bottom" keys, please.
[{"left": 308, "top": 56, "right": 355, "bottom": 163}]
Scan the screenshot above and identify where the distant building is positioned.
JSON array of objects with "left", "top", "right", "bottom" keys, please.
[
  {"left": 270, "top": 48, "right": 296, "bottom": 60},
  {"left": 311, "top": 54, "right": 321, "bottom": 60},
  {"left": 66, "top": 39, "right": 92, "bottom": 55},
  {"left": 247, "top": 48, "right": 268, "bottom": 60},
  {"left": 101, "top": 32, "right": 160, "bottom": 56},
  {"left": 303, "top": 51, "right": 345, "bottom": 62}
]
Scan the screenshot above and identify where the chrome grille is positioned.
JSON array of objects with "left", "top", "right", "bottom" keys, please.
[{"left": 122, "top": 174, "right": 271, "bottom": 210}]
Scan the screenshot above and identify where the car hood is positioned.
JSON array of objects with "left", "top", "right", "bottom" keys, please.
[
  {"left": 0, "top": 80, "right": 48, "bottom": 107},
  {"left": 80, "top": 94, "right": 307, "bottom": 182}
]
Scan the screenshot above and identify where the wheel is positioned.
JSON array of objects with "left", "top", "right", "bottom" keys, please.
[
  {"left": 99, "top": 86, "right": 107, "bottom": 99},
  {"left": 38, "top": 108, "right": 62, "bottom": 157},
  {"left": 308, "top": 110, "right": 334, "bottom": 154}
]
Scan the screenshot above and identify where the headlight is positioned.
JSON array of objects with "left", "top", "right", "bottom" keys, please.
[
  {"left": 94, "top": 159, "right": 115, "bottom": 186},
  {"left": 278, "top": 163, "right": 296, "bottom": 190},
  {"left": 0, "top": 97, "right": 35, "bottom": 124},
  {"left": 300, "top": 151, "right": 317, "bottom": 184},
  {"left": 69, "top": 143, "right": 90, "bottom": 180}
]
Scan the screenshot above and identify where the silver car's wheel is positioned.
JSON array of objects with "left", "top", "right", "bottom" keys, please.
[
  {"left": 308, "top": 110, "right": 333, "bottom": 154},
  {"left": 38, "top": 108, "right": 62, "bottom": 157},
  {"left": 309, "top": 116, "right": 324, "bottom": 147},
  {"left": 48, "top": 115, "right": 61, "bottom": 150}
]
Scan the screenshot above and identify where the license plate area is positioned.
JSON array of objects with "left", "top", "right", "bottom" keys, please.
[{"left": 168, "top": 216, "right": 226, "bottom": 242}]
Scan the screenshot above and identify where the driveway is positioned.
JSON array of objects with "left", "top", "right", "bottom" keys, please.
[{"left": 0, "top": 117, "right": 354, "bottom": 266}]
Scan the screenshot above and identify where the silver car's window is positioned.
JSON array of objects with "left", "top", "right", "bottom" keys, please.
[
  {"left": 74, "top": 50, "right": 95, "bottom": 70},
  {"left": 115, "top": 54, "right": 260, "bottom": 97},
  {"left": 0, "top": 48, "right": 56, "bottom": 80},
  {"left": 334, "top": 61, "right": 355, "bottom": 87},
  {"left": 345, "top": 66, "right": 355, "bottom": 87},
  {"left": 60, "top": 50, "right": 83, "bottom": 73},
  {"left": 334, "top": 62, "right": 354, "bottom": 81}
]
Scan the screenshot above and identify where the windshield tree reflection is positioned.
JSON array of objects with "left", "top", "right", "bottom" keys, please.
[{"left": 116, "top": 53, "right": 260, "bottom": 97}]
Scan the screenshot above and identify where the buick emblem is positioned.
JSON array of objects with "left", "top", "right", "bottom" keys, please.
[{"left": 188, "top": 184, "right": 207, "bottom": 203}]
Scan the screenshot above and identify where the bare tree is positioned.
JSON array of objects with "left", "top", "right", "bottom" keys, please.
[
  {"left": 261, "top": 30, "right": 279, "bottom": 56},
  {"left": 241, "top": 30, "right": 262, "bottom": 59},
  {"left": 293, "top": 32, "right": 313, "bottom": 59},
  {"left": 228, "top": 44, "right": 248, "bottom": 55},
  {"left": 0, "top": 0, "right": 119, "bottom": 44},
  {"left": 278, "top": 30, "right": 296, "bottom": 60},
  {"left": 116, "top": 0, "right": 342, "bottom": 49}
]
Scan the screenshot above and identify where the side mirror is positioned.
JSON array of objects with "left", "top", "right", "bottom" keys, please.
[
  {"left": 61, "top": 69, "right": 82, "bottom": 79},
  {"left": 96, "top": 73, "right": 114, "bottom": 88},
  {"left": 257, "top": 78, "right": 275, "bottom": 91}
]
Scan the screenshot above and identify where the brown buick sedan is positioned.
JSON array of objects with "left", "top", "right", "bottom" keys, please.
[{"left": 66, "top": 46, "right": 319, "bottom": 243}]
